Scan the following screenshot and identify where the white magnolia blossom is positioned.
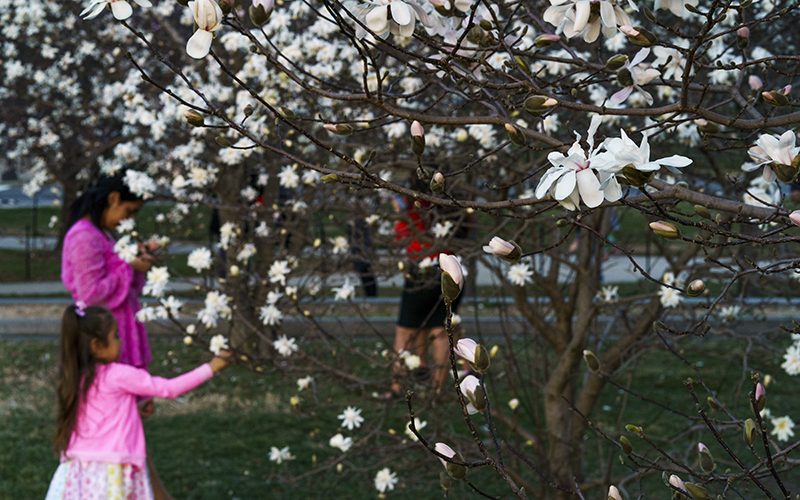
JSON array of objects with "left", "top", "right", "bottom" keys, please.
[
  {"left": 338, "top": 406, "right": 365, "bottom": 430},
  {"left": 219, "top": 222, "right": 238, "bottom": 250},
  {"left": 596, "top": 285, "right": 619, "bottom": 302},
  {"left": 197, "top": 291, "right": 232, "bottom": 328},
  {"left": 333, "top": 279, "right": 356, "bottom": 301},
  {"left": 274, "top": 335, "right": 299, "bottom": 356},
  {"left": 329, "top": 433, "right": 353, "bottom": 453},
  {"left": 770, "top": 416, "right": 795, "bottom": 442},
  {"left": 781, "top": 344, "right": 800, "bottom": 375},
  {"left": 113, "top": 235, "right": 138, "bottom": 264},
  {"left": 160, "top": 296, "right": 184, "bottom": 313},
  {"left": 718, "top": 305, "right": 740, "bottom": 322},
  {"left": 208, "top": 334, "right": 229, "bottom": 355},
  {"left": 330, "top": 236, "right": 349, "bottom": 254},
  {"left": 255, "top": 221, "right": 271, "bottom": 237},
  {"left": 374, "top": 468, "right": 398, "bottom": 493},
  {"left": 278, "top": 165, "right": 300, "bottom": 188},
  {"left": 268, "top": 446, "right": 294, "bottom": 464},
  {"left": 610, "top": 48, "right": 661, "bottom": 106},
  {"left": 236, "top": 243, "right": 257, "bottom": 262},
  {"left": 187, "top": 0, "right": 224, "bottom": 59},
  {"left": 404, "top": 418, "right": 426, "bottom": 441},
  {"left": 116, "top": 218, "right": 135, "bottom": 233},
  {"left": 81, "top": 0, "right": 152, "bottom": 20},
  {"left": 659, "top": 286, "right": 682, "bottom": 308},
  {"left": 654, "top": 0, "right": 698, "bottom": 18},
  {"left": 354, "top": 0, "right": 431, "bottom": 39},
  {"left": 268, "top": 260, "right": 292, "bottom": 286},
  {"left": 544, "top": 0, "right": 636, "bottom": 43},
  {"left": 187, "top": 247, "right": 213, "bottom": 272},
  {"left": 536, "top": 115, "right": 615, "bottom": 209},
  {"left": 124, "top": 170, "right": 157, "bottom": 200},
  {"left": 296, "top": 376, "right": 313, "bottom": 391},
  {"left": 601, "top": 129, "right": 693, "bottom": 176},
  {"left": 432, "top": 221, "right": 453, "bottom": 238},
  {"left": 745, "top": 130, "right": 799, "bottom": 182},
  {"left": 143, "top": 266, "right": 169, "bottom": 297},
  {"left": 259, "top": 304, "right": 284, "bottom": 325},
  {"left": 507, "top": 262, "right": 533, "bottom": 286}
]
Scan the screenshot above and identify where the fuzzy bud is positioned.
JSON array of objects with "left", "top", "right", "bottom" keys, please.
[
  {"left": 505, "top": 123, "right": 527, "bottom": 146},
  {"left": 472, "top": 344, "right": 491, "bottom": 372},
  {"left": 687, "top": 279, "right": 705, "bottom": 297},
  {"left": 762, "top": 90, "right": 790, "bottom": 106},
  {"left": 698, "top": 443, "right": 715, "bottom": 473},
  {"left": 743, "top": 418, "right": 757, "bottom": 446},
  {"left": 430, "top": 171, "right": 444, "bottom": 193},
  {"left": 748, "top": 75, "right": 762, "bottom": 91},
  {"left": 605, "top": 54, "right": 629, "bottom": 71},
  {"left": 608, "top": 485, "right": 622, "bottom": 500},
  {"left": 754, "top": 382, "right": 766, "bottom": 412},
  {"left": 249, "top": 0, "right": 274, "bottom": 26},
  {"left": 324, "top": 123, "right": 354, "bottom": 136},
  {"left": 583, "top": 350, "right": 601, "bottom": 372},
  {"left": 619, "top": 436, "right": 633, "bottom": 455},
  {"left": 684, "top": 483, "right": 710, "bottom": 500},
  {"left": 649, "top": 221, "right": 680, "bottom": 239},
  {"left": 534, "top": 34, "right": 560, "bottom": 48},
  {"left": 321, "top": 173, "right": 340, "bottom": 184},
  {"left": 736, "top": 26, "right": 750, "bottom": 49},
  {"left": 620, "top": 25, "right": 658, "bottom": 47},
  {"left": 523, "top": 96, "right": 558, "bottom": 113},
  {"left": 435, "top": 443, "right": 466, "bottom": 480},
  {"left": 185, "top": 109, "right": 205, "bottom": 127},
  {"left": 218, "top": 0, "right": 232, "bottom": 15},
  {"left": 439, "top": 254, "right": 463, "bottom": 302}
]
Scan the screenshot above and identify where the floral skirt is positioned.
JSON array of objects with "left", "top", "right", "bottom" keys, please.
[{"left": 45, "top": 460, "right": 154, "bottom": 500}]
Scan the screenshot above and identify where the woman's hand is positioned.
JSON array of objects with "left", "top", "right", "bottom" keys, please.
[{"left": 209, "top": 350, "right": 233, "bottom": 373}]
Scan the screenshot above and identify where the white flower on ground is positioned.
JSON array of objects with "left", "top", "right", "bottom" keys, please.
[
  {"left": 268, "top": 260, "right": 291, "bottom": 286},
  {"left": 268, "top": 446, "right": 294, "bottom": 464},
  {"left": 329, "top": 433, "right": 353, "bottom": 453},
  {"left": 596, "top": 285, "right": 619, "bottom": 302},
  {"left": 278, "top": 165, "right": 300, "bottom": 188},
  {"left": 187, "top": 247, "right": 213, "bottom": 272},
  {"left": 543, "top": 0, "right": 636, "bottom": 43},
  {"left": 507, "top": 262, "right": 533, "bottom": 286},
  {"left": 259, "top": 304, "right": 284, "bottom": 326},
  {"left": 330, "top": 236, "right": 349, "bottom": 254},
  {"left": 718, "top": 305, "right": 740, "bottom": 322},
  {"left": 186, "top": 0, "right": 224, "bottom": 59},
  {"left": 116, "top": 218, "right": 135, "bottom": 233},
  {"left": 208, "top": 334, "right": 228, "bottom": 355},
  {"left": 338, "top": 406, "right": 365, "bottom": 430},
  {"left": 781, "top": 344, "right": 800, "bottom": 375},
  {"left": 143, "top": 266, "right": 169, "bottom": 297},
  {"left": 297, "top": 376, "right": 313, "bottom": 391},
  {"left": 770, "top": 416, "right": 795, "bottom": 442},
  {"left": 658, "top": 286, "right": 682, "bottom": 308},
  {"left": 745, "top": 131, "right": 799, "bottom": 182},
  {"left": 333, "top": 279, "right": 356, "bottom": 301},
  {"left": 81, "top": 0, "right": 152, "bottom": 20},
  {"left": 405, "top": 418, "right": 426, "bottom": 441},
  {"left": 610, "top": 48, "right": 661, "bottom": 106},
  {"left": 274, "top": 335, "right": 299, "bottom": 356},
  {"left": 374, "top": 468, "right": 398, "bottom": 493},
  {"left": 357, "top": 0, "right": 431, "bottom": 39},
  {"left": 432, "top": 221, "right": 453, "bottom": 238},
  {"left": 113, "top": 235, "right": 138, "bottom": 264},
  {"left": 536, "top": 115, "right": 615, "bottom": 209}
]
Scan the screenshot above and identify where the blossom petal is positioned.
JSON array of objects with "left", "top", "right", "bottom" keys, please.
[
  {"left": 110, "top": 0, "right": 133, "bottom": 19},
  {"left": 603, "top": 176, "right": 623, "bottom": 201},
  {"left": 777, "top": 130, "right": 798, "bottom": 165},
  {"left": 599, "top": 1, "right": 616, "bottom": 28},
  {"left": 186, "top": 29, "right": 213, "bottom": 59},
  {"left": 656, "top": 155, "right": 692, "bottom": 167},
  {"left": 554, "top": 170, "right": 577, "bottom": 201},
  {"left": 583, "top": 20, "right": 601, "bottom": 42},
  {"left": 576, "top": 169, "right": 604, "bottom": 208},
  {"left": 610, "top": 86, "right": 633, "bottom": 104},
  {"left": 390, "top": 1, "right": 412, "bottom": 26},
  {"left": 573, "top": 0, "right": 591, "bottom": 33},
  {"left": 365, "top": 5, "right": 389, "bottom": 34}
]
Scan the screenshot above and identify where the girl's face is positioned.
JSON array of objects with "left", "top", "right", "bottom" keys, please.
[
  {"left": 92, "top": 325, "right": 122, "bottom": 364},
  {"left": 101, "top": 192, "right": 144, "bottom": 231}
]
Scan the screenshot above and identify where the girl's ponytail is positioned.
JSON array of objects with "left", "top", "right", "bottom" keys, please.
[{"left": 53, "top": 305, "right": 116, "bottom": 453}]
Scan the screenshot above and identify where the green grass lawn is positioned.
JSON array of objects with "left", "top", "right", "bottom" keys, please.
[{"left": 2, "top": 332, "right": 798, "bottom": 500}]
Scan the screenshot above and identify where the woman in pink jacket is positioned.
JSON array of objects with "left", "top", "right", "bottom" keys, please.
[{"left": 60, "top": 173, "right": 174, "bottom": 498}]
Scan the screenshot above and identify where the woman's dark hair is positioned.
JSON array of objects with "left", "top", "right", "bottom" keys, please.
[
  {"left": 53, "top": 305, "right": 117, "bottom": 454},
  {"left": 66, "top": 172, "right": 142, "bottom": 230}
]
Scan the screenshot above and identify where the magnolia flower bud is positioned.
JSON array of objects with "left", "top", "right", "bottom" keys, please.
[
  {"left": 229, "top": 265, "right": 240, "bottom": 277},
  {"left": 743, "top": 418, "right": 757, "bottom": 446},
  {"left": 669, "top": 475, "right": 685, "bottom": 493},
  {"left": 693, "top": 205, "right": 712, "bottom": 220},
  {"left": 693, "top": 119, "right": 719, "bottom": 133},
  {"left": 605, "top": 54, "right": 629, "bottom": 71},
  {"left": 707, "top": 396, "right": 721, "bottom": 410},
  {"left": 748, "top": 75, "right": 763, "bottom": 91},
  {"left": 534, "top": 34, "right": 560, "bottom": 48},
  {"left": 439, "top": 254, "right": 463, "bottom": 302},
  {"left": 482, "top": 236, "right": 522, "bottom": 262},
  {"left": 649, "top": 221, "right": 680, "bottom": 239},
  {"left": 619, "top": 436, "right": 633, "bottom": 455},
  {"left": 684, "top": 483, "right": 711, "bottom": 500},
  {"left": 187, "top": 0, "right": 224, "bottom": 59},
  {"left": 461, "top": 375, "right": 485, "bottom": 413},
  {"left": 789, "top": 210, "right": 800, "bottom": 227},
  {"left": 324, "top": 123, "right": 353, "bottom": 136},
  {"left": 215, "top": 136, "right": 233, "bottom": 147},
  {"left": 620, "top": 25, "right": 658, "bottom": 47},
  {"left": 218, "top": 0, "right": 232, "bottom": 15},
  {"left": 430, "top": 0, "right": 454, "bottom": 16},
  {"left": 523, "top": 96, "right": 557, "bottom": 113},
  {"left": 435, "top": 443, "right": 466, "bottom": 480},
  {"left": 489, "top": 344, "right": 498, "bottom": 357},
  {"left": 782, "top": 84, "right": 793, "bottom": 95},
  {"left": 583, "top": 350, "right": 601, "bottom": 372},
  {"left": 754, "top": 382, "right": 766, "bottom": 411},
  {"left": 249, "top": 0, "right": 274, "bottom": 26},
  {"left": 608, "top": 485, "right": 623, "bottom": 500},
  {"left": 185, "top": 109, "right": 205, "bottom": 127},
  {"left": 321, "top": 173, "right": 340, "bottom": 184},
  {"left": 762, "top": 90, "right": 790, "bottom": 106},
  {"left": 505, "top": 123, "right": 527, "bottom": 146},
  {"left": 617, "top": 67, "right": 634, "bottom": 87},
  {"left": 473, "top": 344, "right": 491, "bottom": 372},
  {"left": 454, "top": 338, "right": 478, "bottom": 363},
  {"left": 687, "top": 279, "right": 705, "bottom": 297},
  {"left": 736, "top": 26, "right": 750, "bottom": 49},
  {"left": 698, "top": 443, "right": 715, "bottom": 473},
  {"left": 430, "top": 171, "right": 444, "bottom": 193},
  {"left": 183, "top": 335, "right": 193, "bottom": 345}
]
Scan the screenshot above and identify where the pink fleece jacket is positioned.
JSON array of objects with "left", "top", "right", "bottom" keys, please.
[
  {"left": 62, "top": 219, "right": 151, "bottom": 368},
  {"left": 64, "top": 362, "right": 214, "bottom": 469}
]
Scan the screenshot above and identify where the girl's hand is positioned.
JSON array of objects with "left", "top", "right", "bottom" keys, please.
[
  {"left": 209, "top": 350, "right": 233, "bottom": 373},
  {"left": 131, "top": 256, "right": 154, "bottom": 274}
]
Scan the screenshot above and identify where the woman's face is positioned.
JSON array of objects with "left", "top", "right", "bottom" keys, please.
[{"left": 101, "top": 192, "right": 144, "bottom": 230}]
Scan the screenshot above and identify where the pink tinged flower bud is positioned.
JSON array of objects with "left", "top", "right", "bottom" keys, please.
[
  {"left": 460, "top": 374, "right": 484, "bottom": 413},
  {"left": 608, "top": 485, "right": 622, "bottom": 500},
  {"left": 324, "top": 123, "right": 354, "bottom": 136},
  {"left": 755, "top": 382, "right": 766, "bottom": 411},
  {"left": 433, "top": 171, "right": 444, "bottom": 184},
  {"left": 505, "top": 123, "right": 526, "bottom": 146},
  {"left": 410, "top": 122, "right": 426, "bottom": 156},
  {"left": 737, "top": 26, "right": 749, "bottom": 38},
  {"left": 669, "top": 475, "right": 685, "bottom": 492},
  {"left": 789, "top": 210, "right": 800, "bottom": 226},
  {"left": 698, "top": 442, "right": 709, "bottom": 454},
  {"left": 434, "top": 442, "right": 456, "bottom": 466},
  {"left": 782, "top": 85, "right": 792, "bottom": 95},
  {"left": 748, "top": 75, "right": 763, "bottom": 91},
  {"left": 619, "top": 25, "right": 640, "bottom": 36},
  {"left": 483, "top": 236, "right": 514, "bottom": 256},
  {"left": 249, "top": 0, "right": 274, "bottom": 25},
  {"left": 543, "top": 98, "right": 558, "bottom": 107},
  {"left": 435, "top": 443, "right": 466, "bottom": 480},
  {"left": 411, "top": 120, "right": 425, "bottom": 137},
  {"left": 649, "top": 221, "right": 679, "bottom": 239},
  {"left": 737, "top": 26, "right": 750, "bottom": 49},
  {"left": 534, "top": 34, "right": 560, "bottom": 48},
  {"left": 454, "top": 338, "right": 478, "bottom": 363},
  {"left": 439, "top": 253, "right": 463, "bottom": 301}
]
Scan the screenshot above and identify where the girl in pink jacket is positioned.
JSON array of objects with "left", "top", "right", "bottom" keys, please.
[{"left": 46, "top": 304, "right": 230, "bottom": 499}]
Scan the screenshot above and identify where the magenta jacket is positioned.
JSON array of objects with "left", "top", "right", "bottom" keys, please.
[
  {"left": 62, "top": 219, "right": 151, "bottom": 368},
  {"left": 64, "top": 363, "right": 213, "bottom": 469}
]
